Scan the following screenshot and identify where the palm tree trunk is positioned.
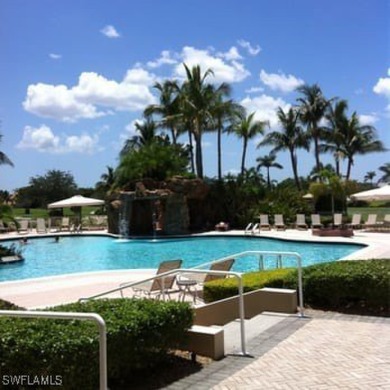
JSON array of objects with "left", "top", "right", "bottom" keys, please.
[
  {"left": 194, "top": 119, "right": 203, "bottom": 178},
  {"left": 346, "top": 158, "right": 353, "bottom": 181},
  {"left": 170, "top": 127, "right": 177, "bottom": 145},
  {"left": 267, "top": 168, "right": 270, "bottom": 189},
  {"left": 314, "top": 133, "right": 321, "bottom": 173},
  {"left": 290, "top": 148, "right": 301, "bottom": 190},
  {"left": 217, "top": 125, "right": 222, "bottom": 180},
  {"left": 335, "top": 155, "right": 340, "bottom": 177},
  {"left": 188, "top": 130, "right": 195, "bottom": 174},
  {"left": 241, "top": 138, "right": 247, "bottom": 175}
]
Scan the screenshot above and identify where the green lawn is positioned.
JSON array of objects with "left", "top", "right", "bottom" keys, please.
[{"left": 347, "top": 207, "right": 390, "bottom": 220}]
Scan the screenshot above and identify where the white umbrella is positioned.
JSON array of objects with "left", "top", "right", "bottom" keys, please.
[
  {"left": 350, "top": 184, "right": 390, "bottom": 202},
  {"left": 302, "top": 193, "right": 314, "bottom": 199},
  {"left": 48, "top": 195, "right": 104, "bottom": 209}
]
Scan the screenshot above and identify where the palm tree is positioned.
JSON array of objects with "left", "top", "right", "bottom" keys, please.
[
  {"left": 296, "top": 84, "right": 331, "bottom": 174},
  {"left": 322, "top": 99, "right": 349, "bottom": 176},
  {"left": 0, "top": 133, "right": 13, "bottom": 167},
  {"left": 210, "top": 91, "right": 243, "bottom": 180},
  {"left": 259, "top": 107, "right": 309, "bottom": 190},
  {"left": 96, "top": 166, "right": 116, "bottom": 193},
  {"left": 229, "top": 111, "right": 269, "bottom": 175},
  {"left": 338, "top": 113, "right": 385, "bottom": 180},
  {"left": 144, "top": 80, "right": 181, "bottom": 145},
  {"left": 180, "top": 64, "right": 216, "bottom": 178},
  {"left": 256, "top": 153, "right": 283, "bottom": 189},
  {"left": 378, "top": 163, "right": 390, "bottom": 183},
  {"left": 120, "top": 116, "right": 160, "bottom": 156},
  {"left": 364, "top": 171, "right": 376, "bottom": 187}
]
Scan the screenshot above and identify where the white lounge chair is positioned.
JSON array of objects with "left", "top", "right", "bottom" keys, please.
[
  {"left": 259, "top": 215, "right": 271, "bottom": 230},
  {"left": 346, "top": 214, "right": 361, "bottom": 229},
  {"left": 17, "top": 220, "right": 29, "bottom": 234},
  {"left": 311, "top": 214, "right": 323, "bottom": 229},
  {"left": 295, "top": 214, "right": 308, "bottom": 230},
  {"left": 61, "top": 217, "right": 70, "bottom": 231},
  {"left": 36, "top": 218, "right": 47, "bottom": 234},
  {"left": 274, "top": 214, "right": 286, "bottom": 230},
  {"left": 363, "top": 214, "right": 377, "bottom": 228},
  {"left": 122, "top": 259, "right": 183, "bottom": 300},
  {"left": 333, "top": 213, "right": 343, "bottom": 228}
]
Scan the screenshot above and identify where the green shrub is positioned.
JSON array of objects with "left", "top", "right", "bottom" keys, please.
[
  {"left": 0, "top": 298, "right": 193, "bottom": 389},
  {"left": 204, "top": 260, "right": 389, "bottom": 316},
  {"left": 203, "top": 268, "right": 294, "bottom": 302},
  {"left": 0, "top": 298, "right": 24, "bottom": 310}
]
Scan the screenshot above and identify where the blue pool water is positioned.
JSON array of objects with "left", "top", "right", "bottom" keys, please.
[{"left": 0, "top": 236, "right": 364, "bottom": 282}]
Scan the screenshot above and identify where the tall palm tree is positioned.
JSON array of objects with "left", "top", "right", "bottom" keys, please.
[
  {"left": 144, "top": 80, "right": 181, "bottom": 145},
  {"left": 338, "top": 113, "right": 385, "bottom": 180},
  {"left": 296, "top": 84, "right": 331, "bottom": 174},
  {"left": 229, "top": 111, "right": 269, "bottom": 175},
  {"left": 96, "top": 166, "right": 116, "bottom": 193},
  {"left": 210, "top": 91, "right": 243, "bottom": 180},
  {"left": 364, "top": 171, "right": 376, "bottom": 187},
  {"left": 259, "top": 107, "right": 309, "bottom": 190},
  {"left": 180, "top": 63, "right": 216, "bottom": 178},
  {"left": 378, "top": 163, "right": 390, "bottom": 183},
  {"left": 256, "top": 153, "right": 283, "bottom": 189},
  {"left": 0, "top": 133, "right": 13, "bottom": 167},
  {"left": 120, "top": 116, "right": 160, "bottom": 156},
  {"left": 322, "top": 99, "right": 349, "bottom": 176}
]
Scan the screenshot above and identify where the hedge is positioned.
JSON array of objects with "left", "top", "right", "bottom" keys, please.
[
  {"left": 0, "top": 298, "right": 193, "bottom": 389},
  {"left": 204, "top": 260, "right": 390, "bottom": 316}
]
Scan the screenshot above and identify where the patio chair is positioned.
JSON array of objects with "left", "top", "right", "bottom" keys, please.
[
  {"left": 36, "top": 218, "right": 47, "bottom": 234},
  {"left": 17, "top": 219, "right": 29, "bottom": 234},
  {"left": 346, "top": 214, "right": 361, "bottom": 229},
  {"left": 310, "top": 214, "right": 323, "bottom": 229},
  {"left": 259, "top": 214, "right": 271, "bottom": 230},
  {"left": 273, "top": 214, "right": 286, "bottom": 230},
  {"left": 363, "top": 214, "right": 377, "bottom": 228},
  {"left": 0, "top": 219, "right": 11, "bottom": 233},
  {"left": 333, "top": 213, "right": 343, "bottom": 228},
  {"left": 179, "top": 258, "right": 235, "bottom": 302},
  {"left": 383, "top": 214, "right": 390, "bottom": 224},
  {"left": 295, "top": 214, "right": 308, "bottom": 230},
  {"left": 61, "top": 217, "right": 70, "bottom": 231},
  {"left": 122, "top": 259, "right": 183, "bottom": 300}
]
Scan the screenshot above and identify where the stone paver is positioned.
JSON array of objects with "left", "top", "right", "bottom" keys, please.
[{"left": 165, "top": 312, "right": 390, "bottom": 389}]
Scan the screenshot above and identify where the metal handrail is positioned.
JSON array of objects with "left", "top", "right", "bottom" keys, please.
[
  {"left": 0, "top": 310, "right": 107, "bottom": 390},
  {"left": 80, "top": 269, "right": 248, "bottom": 356}
]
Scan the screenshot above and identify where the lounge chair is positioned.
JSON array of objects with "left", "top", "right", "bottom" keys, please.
[
  {"left": 61, "top": 217, "right": 70, "bottom": 231},
  {"left": 0, "top": 220, "right": 11, "bottom": 233},
  {"left": 17, "top": 220, "right": 29, "bottom": 234},
  {"left": 36, "top": 218, "right": 47, "bottom": 234},
  {"left": 295, "top": 214, "right": 308, "bottom": 230},
  {"left": 346, "top": 214, "right": 361, "bottom": 229},
  {"left": 273, "top": 214, "right": 286, "bottom": 230},
  {"left": 383, "top": 214, "right": 390, "bottom": 224},
  {"left": 259, "top": 214, "right": 271, "bottom": 230},
  {"left": 363, "top": 214, "right": 377, "bottom": 228},
  {"left": 333, "top": 213, "right": 343, "bottom": 228},
  {"left": 122, "top": 259, "right": 183, "bottom": 299},
  {"left": 311, "top": 214, "right": 323, "bottom": 229}
]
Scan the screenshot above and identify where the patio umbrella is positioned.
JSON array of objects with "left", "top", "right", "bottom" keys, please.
[
  {"left": 48, "top": 195, "right": 104, "bottom": 222},
  {"left": 302, "top": 193, "right": 314, "bottom": 199},
  {"left": 350, "top": 184, "right": 390, "bottom": 202}
]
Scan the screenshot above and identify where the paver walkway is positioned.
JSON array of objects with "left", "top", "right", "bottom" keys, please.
[{"left": 165, "top": 311, "right": 390, "bottom": 389}]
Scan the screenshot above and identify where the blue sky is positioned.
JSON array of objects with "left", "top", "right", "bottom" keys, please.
[{"left": 1, "top": 0, "right": 389, "bottom": 192}]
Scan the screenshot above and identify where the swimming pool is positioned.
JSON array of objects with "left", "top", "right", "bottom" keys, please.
[{"left": 0, "top": 235, "right": 364, "bottom": 282}]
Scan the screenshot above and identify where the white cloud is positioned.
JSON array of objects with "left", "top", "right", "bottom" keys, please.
[
  {"left": 359, "top": 114, "right": 379, "bottom": 125},
  {"left": 100, "top": 25, "right": 120, "bottom": 38},
  {"left": 49, "top": 53, "right": 62, "bottom": 60},
  {"left": 237, "top": 39, "right": 261, "bottom": 56},
  {"left": 147, "top": 50, "right": 178, "bottom": 68},
  {"left": 17, "top": 125, "right": 103, "bottom": 154},
  {"left": 245, "top": 86, "right": 265, "bottom": 94},
  {"left": 240, "top": 94, "right": 290, "bottom": 129},
  {"left": 373, "top": 68, "right": 390, "bottom": 98},
  {"left": 217, "top": 46, "right": 242, "bottom": 61},
  {"left": 23, "top": 68, "right": 157, "bottom": 122},
  {"left": 173, "top": 46, "right": 250, "bottom": 84},
  {"left": 259, "top": 69, "right": 304, "bottom": 93}
]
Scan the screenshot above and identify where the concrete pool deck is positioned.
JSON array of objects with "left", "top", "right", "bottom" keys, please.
[{"left": 0, "top": 229, "right": 389, "bottom": 389}]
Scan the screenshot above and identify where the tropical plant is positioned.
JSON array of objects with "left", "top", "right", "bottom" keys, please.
[
  {"left": 95, "top": 166, "right": 116, "bottom": 195},
  {"left": 338, "top": 113, "right": 385, "bottom": 180},
  {"left": 296, "top": 84, "right": 331, "bottom": 174},
  {"left": 229, "top": 111, "right": 268, "bottom": 175},
  {"left": 259, "top": 107, "right": 309, "bottom": 190},
  {"left": 378, "top": 163, "right": 390, "bottom": 183},
  {"left": 364, "top": 171, "right": 376, "bottom": 187},
  {"left": 180, "top": 63, "right": 216, "bottom": 178},
  {"left": 0, "top": 133, "right": 13, "bottom": 167},
  {"left": 256, "top": 153, "right": 283, "bottom": 189},
  {"left": 144, "top": 80, "right": 182, "bottom": 144}
]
